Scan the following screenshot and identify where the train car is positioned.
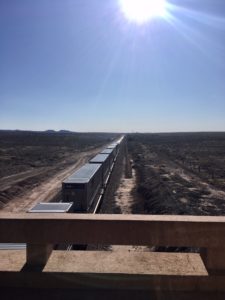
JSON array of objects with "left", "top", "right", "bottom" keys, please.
[
  {"left": 28, "top": 202, "right": 74, "bottom": 213},
  {"left": 100, "top": 148, "right": 116, "bottom": 163},
  {"left": 62, "top": 163, "right": 102, "bottom": 212},
  {"left": 107, "top": 143, "right": 117, "bottom": 148},
  {"left": 89, "top": 153, "right": 111, "bottom": 185},
  {"left": 107, "top": 143, "right": 119, "bottom": 155},
  {"left": 118, "top": 135, "right": 125, "bottom": 141},
  {"left": 115, "top": 135, "right": 125, "bottom": 145},
  {"left": 113, "top": 136, "right": 125, "bottom": 153}
]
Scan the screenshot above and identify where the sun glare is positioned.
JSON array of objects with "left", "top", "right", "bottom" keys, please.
[{"left": 119, "top": 0, "right": 166, "bottom": 24}]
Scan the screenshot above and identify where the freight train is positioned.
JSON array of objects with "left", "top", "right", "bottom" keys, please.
[
  {"left": 61, "top": 136, "right": 124, "bottom": 212},
  {"left": 29, "top": 136, "right": 124, "bottom": 214},
  {"left": 0, "top": 136, "right": 124, "bottom": 251}
]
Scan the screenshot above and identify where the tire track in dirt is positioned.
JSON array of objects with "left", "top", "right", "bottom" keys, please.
[
  {"left": 0, "top": 168, "right": 51, "bottom": 190},
  {"left": 133, "top": 143, "right": 225, "bottom": 216},
  {"left": 2, "top": 147, "right": 103, "bottom": 213}
]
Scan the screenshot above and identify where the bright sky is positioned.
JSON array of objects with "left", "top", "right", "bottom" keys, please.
[{"left": 0, "top": 0, "right": 225, "bottom": 132}]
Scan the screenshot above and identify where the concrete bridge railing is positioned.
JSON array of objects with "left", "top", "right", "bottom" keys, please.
[{"left": 1, "top": 213, "right": 225, "bottom": 275}]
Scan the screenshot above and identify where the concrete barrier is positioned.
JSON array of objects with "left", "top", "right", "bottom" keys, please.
[{"left": 1, "top": 213, "right": 225, "bottom": 298}]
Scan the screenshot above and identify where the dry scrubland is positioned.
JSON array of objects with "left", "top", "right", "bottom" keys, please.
[
  {"left": 128, "top": 133, "right": 225, "bottom": 216},
  {"left": 1, "top": 130, "right": 225, "bottom": 218},
  {"left": 0, "top": 130, "right": 118, "bottom": 210}
]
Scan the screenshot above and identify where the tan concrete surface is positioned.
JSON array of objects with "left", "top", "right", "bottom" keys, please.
[
  {"left": 2, "top": 212, "right": 225, "bottom": 222},
  {"left": 1, "top": 213, "right": 225, "bottom": 248},
  {"left": 1, "top": 250, "right": 225, "bottom": 294},
  {"left": 0, "top": 250, "right": 207, "bottom": 276},
  {"left": 1, "top": 213, "right": 225, "bottom": 297},
  {"left": 45, "top": 251, "right": 208, "bottom": 275},
  {"left": 0, "top": 250, "right": 26, "bottom": 272}
]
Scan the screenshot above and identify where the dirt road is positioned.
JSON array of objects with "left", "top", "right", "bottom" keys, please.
[
  {"left": 112, "top": 167, "right": 148, "bottom": 252},
  {"left": 109, "top": 149, "right": 148, "bottom": 252},
  {"left": 114, "top": 168, "right": 136, "bottom": 214},
  {"left": 1, "top": 147, "right": 103, "bottom": 213}
]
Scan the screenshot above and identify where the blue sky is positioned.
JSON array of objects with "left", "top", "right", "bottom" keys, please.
[{"left": 0, "top": 0, "right": 225, "bottom": 132}]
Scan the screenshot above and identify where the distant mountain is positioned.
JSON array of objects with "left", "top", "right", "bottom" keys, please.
[
  {"left": 45, "top": 130, "right": 56, "bottom": 133},
  {"left": 44, "top": 129, "right": 75, "bottom": 134},
  {"left": 58, "top": 130, "right": 73, "bottom": 133}
]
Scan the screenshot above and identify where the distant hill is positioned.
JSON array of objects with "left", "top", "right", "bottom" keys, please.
[
  {"left": 58, "top": 130, "right": 73, "bottom": 133},
  {"left": 45, "top": 130, "right": 74, "bottom": 134},
  {"left": 45, "top": 130, "right": 56, "bottom": 133}
]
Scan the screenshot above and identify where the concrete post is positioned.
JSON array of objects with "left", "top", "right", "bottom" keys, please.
[
  {"left": 26, "top": 244, "right": 53, "bottom": 268},
  {"left": 200, "top": 247, "right": 225, "bottom": 275}
]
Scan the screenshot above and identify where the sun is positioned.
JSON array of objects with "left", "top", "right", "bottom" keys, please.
[{"left": 119, "top": 0, "right": 166, "bottom": 24}]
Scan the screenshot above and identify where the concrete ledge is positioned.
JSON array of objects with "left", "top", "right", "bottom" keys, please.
[
  {"left": 0, "top": 250, "right": 207, "bottom": 276},
  {"left": 1, "top": 213, "right": 225, "bottom": 247},
  {"left": 1, "top": 250, "right": 225, "bottom": 300},
  {"left": 1, "top": 214, "right": 225, "bottom": 298},
  {"left": 46, "top": 250, "right": 208, "bottom": 276},
  {"left": 4, "top": 250, "right": 225, "bottom": 293}
]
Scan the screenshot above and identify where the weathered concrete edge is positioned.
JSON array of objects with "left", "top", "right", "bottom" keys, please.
[
  {"left": 1, "top": 272, "right": 225, "bottom": 291},
  {"left": 1, "top": 213, "right": 225, "bottom": 222},
  {"left": 1, "top": 213, "right": 225, "bottom": 247}
]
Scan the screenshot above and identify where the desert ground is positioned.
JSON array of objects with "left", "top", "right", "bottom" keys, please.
[
  {"left": 97, "top": 132, "right": 225, "bottom": 252},
  {"left": 0, "top": 130, "right": 118, "bottom": 212},
  {"left": 1, "top": 131, "right": 225, "bottom": 218},
  {"left": 126, "top": 132, "right": 225, "bottom": 216},
  {"left": 1, "top": 131, "right": 225, "bottom": 253},
  {"left": 100, "top": 132, "right": 225, "bottom": 218},
  {"left": 0, "top": 131, "right": 225, "bottom": 215}
]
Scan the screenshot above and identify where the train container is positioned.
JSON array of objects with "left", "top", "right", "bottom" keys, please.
[
  {"left": 62, "top": 163, "right": 102, "bottom": 212},
  {"left": 0, "top": 243, "right": 26, "bottom": 250},
  {"left": 107, "top": 143, "right": 117, "bottom": 148},
  {"left": 113, "top": 137, "right": 124, "bottom": 147},
  {"left": 28, "top": 202, "right": 74, "bottom": 213},
  {"left": 100, "top": 148, "right": 116, "bottom": 163},
  {"left": 0, "top": 203, "right": 74, "bottom": 250},
  {"left": 116, "top": 136, "right": 125, "bottom": 144},
  {"left": 29, "top": 202, "right": 75, "bottom": 250},
  {"left": 107, "top": 143, "right": 119, "bottom": 154},
  {"left": 100, "top": 148, "right": 114, "bottom": 155},
  {"left": 89, "top": 153, "right": 111, "bottom": 185}
]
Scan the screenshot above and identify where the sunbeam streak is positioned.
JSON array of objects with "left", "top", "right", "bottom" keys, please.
[
  {"left": 167, "top": 2, "right": 225, "bottom": 30},
  {"left": 119, "top": 0, "right": 167, "bottom": 23},
  {"left": 163, "top": 2, "right": 225, "bottom": 64}
]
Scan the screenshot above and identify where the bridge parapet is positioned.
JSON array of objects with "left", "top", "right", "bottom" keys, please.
[{"left": 1, "top": 213, "right": 225, "bottom": 298}]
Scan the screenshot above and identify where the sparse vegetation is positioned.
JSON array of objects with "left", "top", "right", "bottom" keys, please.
[
  {"left": 0, "top": 130, "right": 118, "bottom": 208},
  {"left": 128, "top": 132, "right": 225, "bottom": 216}
]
